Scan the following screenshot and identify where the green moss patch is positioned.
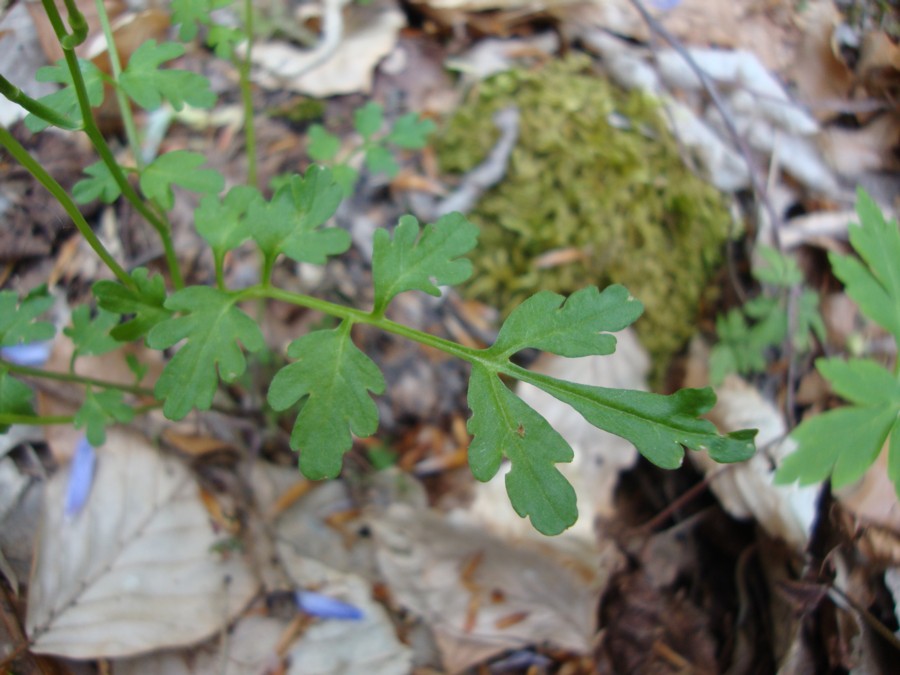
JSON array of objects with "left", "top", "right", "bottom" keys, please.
[{"left": 437, "top": 56, "right": 734, "bottom": 377}]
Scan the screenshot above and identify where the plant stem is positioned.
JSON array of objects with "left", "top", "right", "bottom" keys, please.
[
  {"left": 94, "top": 0, "right": 143, "bottom": 171},
  {"left": 0, "top": 126, "right": 134, "bottom": 288},
  {"left": 59, "top": 0, "right": 88, "bottom": 48},
  {"left": 240, "top": 0, "right": 258, "bottom": 188},
  {"left": 0, "top": 403, "right": 160, "bottom": 429},
  {"left": 0, "top": 414, "right": 74, "bottom": 426},
  {"left": 2, "top": 360, "right": 157, "bottom": 398},
  {"left": 0, "top": 74, "right": 80, "bottom": 130}
]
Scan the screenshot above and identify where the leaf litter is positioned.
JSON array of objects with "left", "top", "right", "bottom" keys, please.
[{"left": 3, "top": 0, "right": 900, "bottom": 672}]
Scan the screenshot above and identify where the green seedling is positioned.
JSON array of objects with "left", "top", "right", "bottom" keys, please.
[
  {"left": 710, "top": 245, "right": 826, "bottom": 384},
  {"left": 777, "top": 190, "right": 900, "bottom": 496}
]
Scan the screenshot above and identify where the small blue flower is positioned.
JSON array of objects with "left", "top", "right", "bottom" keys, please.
[
  {"left": 1, "top": 341, "right": 52, "bottom": 367},
  {"left": 295, "top": 590, "right": 364, "bottom": 621},
  {"left": 64, "top": 437, "right": 96, "bottom": 518}
]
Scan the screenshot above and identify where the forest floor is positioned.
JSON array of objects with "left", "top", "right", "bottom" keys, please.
[{"left": 1, "top": 0, "right": 899, "bottom": 673}]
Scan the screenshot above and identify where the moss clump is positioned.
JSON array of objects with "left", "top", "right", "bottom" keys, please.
[{"left": 437, "top": 56, "right": 733, "bottom": 377}]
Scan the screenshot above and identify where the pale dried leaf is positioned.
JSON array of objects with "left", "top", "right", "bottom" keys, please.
[
  {"left": 835, "top": 443, "right": 900, "bottom": 532},
  {"left": 115, "top": 586, "right": 411, "bottom": 675},
  {"left": 819, "top": 114, "right": 900, "bottom": 177},
  {"left": 278, "top": 550, "right": 414, "bottom": 675},
  {"left": 26, "top": 429, "right": 259, "bottom": 658},
  {"left": 373, "top": 504, "right": 609, "bottom": 673},
  {"left": 693, "top": 375, "right": 820, "bottom": 550},
  {"left": 658, "top": 48, "right": 819, "bottom": 135},
  {"left": 444, "top": 34, "right": 559, "bottom": 80},
  {"left": 251, "top": 6, "right": 404, "bottom": 97}
]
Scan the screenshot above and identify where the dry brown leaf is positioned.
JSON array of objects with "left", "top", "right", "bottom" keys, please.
[
  {"left": 26, "top": 430, "right": 259, "bottom": 658},
  {"left": 819, "top": 113, "right": 900, "bottom": 177},
  {"left": 161, "top": 429, "right": 238, "bottom": 458},
  {"left": 685, "top": 343, "right": 820, "bottom": 550},
  {"left": 789, "top": 0, "right": 854, "bottom": 120},
  {"left": 251, "top": 4, "right": 404, "bottom": 97},
  {"left": 835, "top": 443, "right": 900, "bottom": 534},
  {"left": 372, "top": 503, "right": 611, "bottom": 673},
  {"left": 857, "top": 30, "right": 900, "bottom": 102}
]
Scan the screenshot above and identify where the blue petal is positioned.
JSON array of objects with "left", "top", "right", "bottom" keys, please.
[
  {"left": 64, "top": 437, "right": 96, "bottom": 518},
  {"left": 1, "top": 341, "right": 52, "bottom": 367},
  {"left": 295, "top": 590, "right": 364, "bottom": 621}
]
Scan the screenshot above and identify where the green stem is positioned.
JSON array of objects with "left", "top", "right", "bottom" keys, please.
[
  {"left": 59, "top": 0, "right": 88, "bottom": 48},
  {"left": 214, "top": 253, "right": 226, "bottom": 291},
  {"left": 0, "top": 74, "right": 80, "bottom": 129},
  {"left": 0, "top": 126, "right": 134, "bottom": 288},
  {"left": 94, "top": 0, "right": 143, "bottom": 171},
  {"left": 40, "top": 0, "right": 72, "bottom": 42},
  {"left": 0, "top": 414, "right": 74, "bottom": 426},
  {"left": 0, "top": 403, "right": 161, "bottom": 429},
  {"left": 241, "top": 286, "right": 488, "bottom": 366},
  {"left": 3, "top": 360, "right": 157, "bottom": 398},
  {"left": 239, "top": 0, "right": 258, "bottom": 188}
]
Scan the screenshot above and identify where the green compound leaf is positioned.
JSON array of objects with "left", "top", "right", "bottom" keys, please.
[
  {"left": 140, "top": 150, "right": 224, "bottom": 211},
  {"left": 72, "top": 160, "right": 123, "bottom": 204},
  {"left": 517, "top": 369, "right": 757, "bottom": 469},
  {"left": 467, "top": 365, "right": 577, "bottom": 535},
  {"left": 171, "top": 0, "right": 231, "bottom": 41},
  {"left": 709, "top": 309, "right": 772, "bottom": 386},
  {"left": 93, "top": 268, "right": 171, "bottom": 342},
  {"left": 307, "top": 124, "right": 340, "bottom": 162},
  {"left": 195, "top": 185, "right": 260, "bottom": 259},
  {"left": 487, "top": 285, "right": 643, "bottom": 359},
  {"left": 0, "top": 288, "right": 55, "bottom": 347},
  {"left": 829, "top": 189, "right": 900, "bottom": 343},
  {"left": 332, "top": 164, "right": 359, "bottom": 199},
  {"left": 464, "top": 283, "right": 755, "bottom": 535},
  {"left": 818, "top": 357, "right": 900, "bottom": 405},
  {"left": 207, "top": 24, "right": 246, "bottom": 60},
  {"left": 754, "top": 246, "right": 804, "bottom": 287},
  {"left": 24, "top": 58, "right": 105, "bottom": 132},
  {"left": 64, "top": 306, "right": 120, "bottom": 359},
  {"left": 268, "top": 325, "right": 385, "bottom": 480},
  {"left": 387, "top": 113, "right": 435, "bottom": 149},
  {"left": 353, "top": 101, "right": 383, "bottom": 140},
  {"left": 147, "top": 286, "right": 265, "bottom": 420},
  {"left": 120, "top": 40, "right": 216, "bottom": 111},
  {"left": 246, "top": 166, "right": 349, "bottom": 265},
  {"left": 0, "top": 366, "right": 35, "bottom": 433},
  {"left": 776, "top": 191, "right": 900, "bottom": 498},
  {"left": 775, "top": 357, "right": 900, "bottom": 490},
  {"left": 363, "top": 146, "right": 399, "bottom": 177},
  {"left": 372, "top": 212, "right": 479, "bottom": 314},
  {"left": 73, "top": 387, "right": 134, "bottom": 447}
]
